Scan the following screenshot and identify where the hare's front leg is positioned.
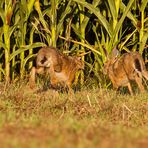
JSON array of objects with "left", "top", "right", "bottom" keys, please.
[{"left": 29, "top": 67, "right": 44, "bottom": 89}]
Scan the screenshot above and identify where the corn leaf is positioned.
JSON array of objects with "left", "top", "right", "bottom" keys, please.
[
  {"left": 73, "top": 0, "right": 113, "bottom": 37},
  {"left": 9, "top": 42, "right": 46, "bottom": 61}
]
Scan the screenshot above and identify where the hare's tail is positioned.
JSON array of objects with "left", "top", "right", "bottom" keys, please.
[
  {"left": 141, "top": 70, "right": 148, "bottom": 80},
  {"left": 134, "top": 58, "right": 148, "bottom": 80}
]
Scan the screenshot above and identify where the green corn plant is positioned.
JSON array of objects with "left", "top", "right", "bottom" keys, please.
[
  {"left": 50, "top": 0, "right": 57, "bottom": 47},
  {"left": 0, "top": 51, "right": 4, "bottom": 81},
  {"left": 34, "top": 0, "right": 51, "bottom": 45},
  {"left": 65, "top": 0, "right": 100, "bottom": 86},
  {"left": 11, "top": 45, "right": 17, "bottom": 80},
  {"left": 0, "top": 0, "right": 17, "bottom": 82},
  {"left": 34, "top": 0, "right": 73, "bottom": 47},
  {"left": 73, "top": 0, "right": 137, "bottom": 50},
  {"left": 0, "top": 0, "right": 46, "bottom": 82},
  {"left": 16, "top": 0, "right": 36, "bottom": 79},
  {"left": 79, "top": 0, "right": 101, "bottom": 86},
  {"left": 28, "top": 23, "right": 37, "bottom": 70},
  {"left": 0, "top": 26, "right": 4, "bottom": 81},
  {"left": 139, "top": 0, "right": 148, "bottom": 54},
  {"left": 72, "top": 0, "right": 141, "bottom": 87}
]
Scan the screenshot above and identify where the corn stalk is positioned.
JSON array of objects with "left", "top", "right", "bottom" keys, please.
[
  {"left": 18, "top": 0, "right": 36, "bottom": 79},
  {"left": 139, "top": 0, "right": 148, "bottom": 54},
  {"left": 0, "top": 0, "right": 16, "bottom": 82}
]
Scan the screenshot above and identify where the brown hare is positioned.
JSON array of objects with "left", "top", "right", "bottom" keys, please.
[
  {"left": 103, "top": 47, "right": 148, "bottom": 95},
  {"left": 29, "top": 46, "right": 84, "bottom": 93}
]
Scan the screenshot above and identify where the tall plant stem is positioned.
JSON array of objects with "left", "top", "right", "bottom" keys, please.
[
  {"left": 3, "top": 24, "right": 10, "bottom": 82},
  {"left": 51, "top": 0, "right": 57, "bottom": 47},
  {"left": 20, "top": 23, "right": 26, "bottom": 79},
  {"left": 139, "top": 11, "right": 144, "bottom": 54},
  {"left": 79, "top": 6, "right": 85, "bottom": 85},
  {"left": 20, "top": 0, "right": 36, "bottom": 79}
]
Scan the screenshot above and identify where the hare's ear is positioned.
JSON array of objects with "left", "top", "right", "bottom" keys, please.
[
  {"left": 111, "top": 47, "right": 119, "bottom": 58},
  {"left": 77, "top": 57, "right": 81, "bottom": 60},
  {"left": 102, "top": 46, "right": 109, "bottom": 58},
  {"left": 74, "top": 56, "right": 81, "bottom": 61}
]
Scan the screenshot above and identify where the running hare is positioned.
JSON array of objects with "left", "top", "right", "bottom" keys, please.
[
  {"left": 103, "top": 47, "right": 148, "bottom": 94},
  {"left": 29, "top": 46, "right": 84, "bottom": 93}
]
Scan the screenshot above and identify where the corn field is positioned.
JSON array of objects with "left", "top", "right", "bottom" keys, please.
[{"left": 0, "top": 0, "right": 147, "bottom": 87}]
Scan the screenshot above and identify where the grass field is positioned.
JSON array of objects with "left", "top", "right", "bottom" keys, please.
[{"left": 0, "top": 81, "right": 148, "bottom": 148}]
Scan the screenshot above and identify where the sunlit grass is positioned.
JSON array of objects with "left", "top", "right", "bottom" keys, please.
[{"left": 0, "top": 81, "right": 147, "bottom": 147}]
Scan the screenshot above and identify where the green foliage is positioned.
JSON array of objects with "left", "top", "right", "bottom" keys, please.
[{"left": 0, "top": 0, "right": 147, "bottom": 87}]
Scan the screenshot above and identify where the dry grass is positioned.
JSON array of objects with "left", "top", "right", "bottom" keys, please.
[{"left": 0, "top": 81, "right": 148, "bottom": 148}]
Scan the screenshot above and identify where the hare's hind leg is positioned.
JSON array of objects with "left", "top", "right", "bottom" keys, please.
[
  {"left": 127, "top": 82, "right": 133, "bottom": 95},
  {"left": 142, "top": 70, "right": 148, "bottom": 80},
  {"left": 67, "top": 82, "right": 74, "bottom": 95},
  {"left": 135, "top": 75, "right": 145, "bottom": 93}
]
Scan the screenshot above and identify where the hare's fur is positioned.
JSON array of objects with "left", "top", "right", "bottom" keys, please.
[
  {"left": 103, "top": 48, "right": 148, "bottom": 94},
  {"left": 29, "top": 46, "right": 84, "bottom": 93}
]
